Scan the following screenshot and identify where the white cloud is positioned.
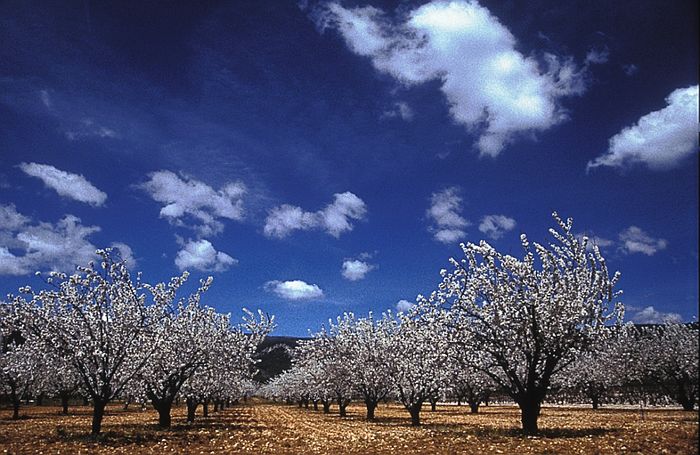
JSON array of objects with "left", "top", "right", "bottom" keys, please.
[
  {"left": 316, "top": 1, "right": 586, "bottom": 157},
  {"left": 341, "top": 258, "right": 375, "bottom": 281},
  {"left": 174, "top": 239, "right": 237, "bottom": 272},
  {"left": 577, "top": 233, "right": 614, "bottom": 251},
  {"left": 18, "top": 162, "right": 107, "bottom": 206},
  {"left": 264, "top": 191, "right": 367, "bottom": 238},
  {"left": 110, "top": 242, "right": 136, "bottom": 268},
  {"left": 0, "top": 204, "right": 132, "bottom": 276},
  {"left": 396, "top": 299, "right": 415, "bottom": 312},
  {"left": 630, "top": 305, "right": 683, "bottom": 324},
  {"left": 0, "top": 204, "right": 30, "bottom": 231},
  {"left": 264, "top": 280, "right": 324, "bottom": 301},
  {"left": 427, "top": 187, "right": 469, "bottom": 244},
  {"left": 139, "top": 170, "right": 246, "bottom": 236},
  {"left": 381, "top": 101, "right": 414, "bottom": 121},
  {"left": 588, "top": 85, "right": 699, "bottom": 171},
  {"left": 619, "top": 226, "right": 667, "bottom": 256},
  {"left": 584, "top": 47, "right": 609, "bottom": 65},
  {"left": 478, "top": 214, "right": 516, "bottom": 240}
]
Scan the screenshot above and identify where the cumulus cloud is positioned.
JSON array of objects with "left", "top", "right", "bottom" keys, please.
[
  {"left": 478, "top": 214, "right": 516, "bottom": 240},
  {"left": 139, "top": 170, "right": 246, "bottom": 236},
  {"left": 264, "top": 191, "right": 367, "bottom": 238},
  {"left": 0, "top": 204, "right": 133, "bottom": 276},
  {"left": 341, "top": 258, "right": 375, "bottom": 281},
  {"left": 588, "top": 85, "right": 699, "bottom": 171},
  {"left": 315, "top": 1, "right": 587, "bottom": 156},
  {"left": 619, "top": 226, "right": 667, "bottom": 256},
  {"left": 396, "top": 299, "right": 415, "bottom": 312},
  {"left": 264, "top": 280, "right": 324, "bottom": 301},
  {"left": 18, "top": 162, "right": 107, "bottom": 206},
  {"left": 427, "top": 187, "right": 469, "bottom": 244},
  {"left": 630, "top": 305, "right": 683, "bottom": 324},
  {"left": 174, "top": 239, "right": 237, "bottom": 272}
]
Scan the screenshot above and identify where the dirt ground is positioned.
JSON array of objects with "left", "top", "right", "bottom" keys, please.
[{"left": 0, "top": 400, "right": 697, "bottom": 454}]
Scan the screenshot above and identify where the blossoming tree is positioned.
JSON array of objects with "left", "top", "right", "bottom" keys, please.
[{"left": 436, "top": 213, "right": 623, "bottom": 434}]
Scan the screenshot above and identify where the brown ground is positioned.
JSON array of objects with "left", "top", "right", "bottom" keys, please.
[{"left": 0, "top": 400, "right": 697, "bottom": 454}]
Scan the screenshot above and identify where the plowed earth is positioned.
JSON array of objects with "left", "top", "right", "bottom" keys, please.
[{"left": 1, "top": 400, "right": 697, "bottom": 454}]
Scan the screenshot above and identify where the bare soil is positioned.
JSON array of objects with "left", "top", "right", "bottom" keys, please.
[{"left": 0, "top": 400, "right": 697, "bottom": 454}]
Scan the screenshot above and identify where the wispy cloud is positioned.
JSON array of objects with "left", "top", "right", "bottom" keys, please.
[
  {"left": 264, "top": 191, "right": 367, "bottom": 238},
  {"left": 427, "top": 186, "right": 469, "bottom": 244},
  {"left": 629, "top": 305, "right": 683, "bottom": 324},
  {"left": 478, "top": 214, "right": 516, "bottom": 240},
  {"left": 139, "top": 170, "right": 246, "bottom": 237},
  {"left": 619, "top": 226, "right": 668, "bottom": 256},
  {"left": 314, "top": 0, "right": 587, "bottom": 157},
  {"left": 18, "top": 162, "right": 107, "bottom": 206},
  {"left": 264, "top": 279, "right": 325, "bottom": 301},
  {"left": 588, "top": 85, "right": 698, "bottom": 171},
  {"left": 381, "top": 101, "right": 414, "bottom": 121}
]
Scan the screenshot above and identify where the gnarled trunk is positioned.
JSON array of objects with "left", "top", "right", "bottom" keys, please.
[
  {"left": 322, "top": 399, "right": 331, "bottom": 413},
  {"left": 153, "top": 399, "right": 174, "bottom": 428},
  {"left": 518, "top": 398, "right": 542, "bottom": 435},
  {"left": 408, "top": 402, "right": 422, "bottom": 426},
  {"left": 364, "top": 399, "right": 378, "bottom": 420},
  {"left": 91, "top": 399, "right": 108, "bottom": 435}
]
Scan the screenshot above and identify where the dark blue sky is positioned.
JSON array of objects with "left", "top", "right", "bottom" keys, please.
[{"left": 1, "top": 0, "right": 697, "bottom": 335}]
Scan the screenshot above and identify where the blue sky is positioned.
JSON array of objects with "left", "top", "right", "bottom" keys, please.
[{"left": 1, "top": 0, "right": 697, "bottom": 336}]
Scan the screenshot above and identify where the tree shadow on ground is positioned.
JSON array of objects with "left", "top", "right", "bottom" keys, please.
[{"left": 420, "top": 423, "right": 619, "bottom": 439}]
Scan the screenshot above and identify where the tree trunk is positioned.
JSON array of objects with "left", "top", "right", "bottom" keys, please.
[
  {"left": 154, "top": 400, "right": 173, "bottom": 428},
  {"left": 313, "top": 400, "right": 319, "bottom": 411},
  {"left": 186, "top": 398, "right": 198, "bottom": 423},
  {"left": 365, "top": 399, "right": 378, "bottom": 420},
  {"left": 12, "top": 399, "right": 20, "bottom": 420},
  {"left": 214, "top": 401, "right": 220, "bottom": 412},
  {"left": 10, "top": 384, "right": 20, "bottom": 420},
  {"left": 430, "top": 399, "right": 437, "bottom": 412},
  {"left": 519, "top": 399, "right": 541, "bottom": 435},
  {"left": 457, "top": 398, "right": 461, "bottom": 406},
  {"left": 91, "top": 399, "right": 108, "bottom": 435},
  {"left": 338, "top": 397, "right": 349, "bottom": 417},
  {"left": 322, "top": 400, "right": 331, "bottom": 414},
  {"left": 203, "top": 399, "right": 209, "bottom": 417},
  {"left": 61, "top": 393, "right": 70, "bottom": 415},
  {"left": 408, "top": 403, "right": 421, "bottom": 426},
  {"left": 36, "top": 393, "right": 45, "bottom": 406},
  {"left": 676, "top": 382, "right": 696, "bottom": 411},
  {"left": 469, "top": 401, "right": 479, "bottom": 414},
  {"left": 592, "top": 395, "right": 599, "bottom": 410}
]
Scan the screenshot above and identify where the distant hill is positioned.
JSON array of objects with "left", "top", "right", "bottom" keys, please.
[{"left": 254, "top": 335, "right": 307, "bottom": 383}]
